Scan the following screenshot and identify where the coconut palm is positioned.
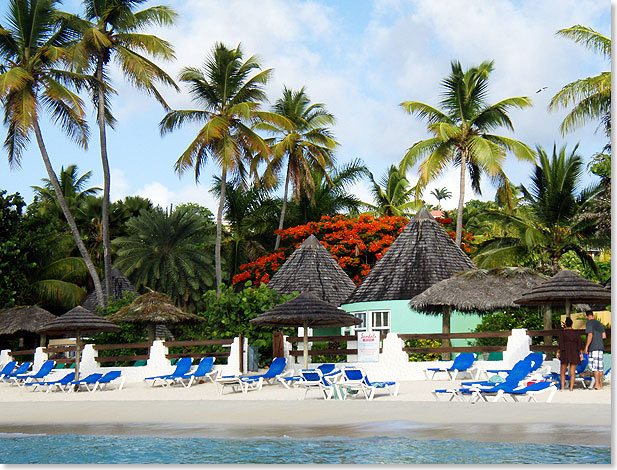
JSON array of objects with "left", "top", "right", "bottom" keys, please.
[
  {"left": 474, "top": 144, "right": 602, "bottom": 275},
  {"left": 430, "top": 187, "right": 452, "bottom": 209},
  {"left": 260, "top": 87, "right": 338, "bottom": 249},
  {"left": 549, "top": 25, "right": 611, "bottom": 137},
  {"left": 365, "top": 165, "right": 421, "bottom": 217},
  {"left": 61, "top": 0, "right": 178, "bottom": 304},
  {"left": 0, "top": 0, "right": 105, "bottom": 307},
  {"left": 113, "top": 206, "right": 215, "bottom": 306},
  {"left": 399, "top": 60, "right": 535, "bottom": 246},
  {"left": 160, "top": 42, "right": 284, "bottom": 297},
  {"left": 31, "top": 164, "right": 100, "bottom": 218}
]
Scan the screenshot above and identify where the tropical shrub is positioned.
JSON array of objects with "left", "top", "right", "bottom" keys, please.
[{"left": 472, "top": 309, "right": 562, "bottom": 347}]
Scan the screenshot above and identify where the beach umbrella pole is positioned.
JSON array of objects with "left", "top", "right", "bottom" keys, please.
[
  {"left": 565, "top": 299, "right": 570, "bottom": 318},
  {"left": 74, "top": 330, "right": 81, "bottom": 381},
  {"left": 303, "top": 320, "right": 309, "bottom": 369}
]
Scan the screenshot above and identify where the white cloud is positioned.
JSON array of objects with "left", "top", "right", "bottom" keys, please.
[{"left": 135, "top": 180, "right": 219, "bottom": 214}]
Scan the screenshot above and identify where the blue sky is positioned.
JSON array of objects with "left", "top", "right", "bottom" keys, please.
[{"left": 0, "top": 0, "right": 611, "bottom": 213}]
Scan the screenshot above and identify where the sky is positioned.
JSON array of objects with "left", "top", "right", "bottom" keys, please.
[{"left": 0, "top": 0, "right": 611, "bottom": 213}]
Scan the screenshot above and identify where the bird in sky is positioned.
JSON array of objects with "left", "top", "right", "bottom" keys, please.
[{"left": 536, "top": 86, "right": 548, "bottom": 93}]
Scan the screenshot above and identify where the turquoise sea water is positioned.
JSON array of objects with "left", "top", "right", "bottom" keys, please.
[{"left": 0, "top": 433, "right": 611, "bottom": 464}]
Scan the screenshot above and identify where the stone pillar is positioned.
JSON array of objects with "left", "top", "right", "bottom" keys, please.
[
  {"left": 33, "top": 347, "right": 48, "bottom": 370},
  {"left": 0, "top": 350, "right": 12, "bottom": 367},
  {"left": 503, "top": 328, "right": 531, "bottom": 368},
  {"left": 79, "top": 344, "right": 98, "bottom": 376}
]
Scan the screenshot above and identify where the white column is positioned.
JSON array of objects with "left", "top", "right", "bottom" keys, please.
[
  {"left": 0, "top": 350, "right": 12, "bottom": 367},
  {"left": 79, "top": 344, "right": 98, "bottom": 375},
  {"left": 503, "top": 328, "right": 531, "bottom": 368},
  {"left": 33, "top": 347, "right": 48, "bottom": 370}
]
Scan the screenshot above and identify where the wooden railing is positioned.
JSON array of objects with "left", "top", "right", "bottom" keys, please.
[
  {"left": 92, "top": 342, "right": 153, "bottom": 363},
  {"left": 398, "top": 331, "right": 512, "bottom": 354},
  {"left": 527, "top": 329, "right": 611, "bottom": 353},
  {"left": 10, "top": 348, "right": 36, "bottom": 360},
  {"left": 42, "top": 345, "right": 83, "bottom": 365},
  {"left": 163, "top": 338, "right": 235, "bottom": 360}
]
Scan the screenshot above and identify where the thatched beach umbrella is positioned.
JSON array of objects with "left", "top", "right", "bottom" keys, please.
[
  {"left": 82, "top": 267, "right": 137, "bottom": 310},
  {"left": 250, "top": 291, "right": 362, "bottom": 368},
  {"left": 514, "top": 270, "right": 612, "bottom": 317},
  {"left": 0, "top": 305, "right": 56, "bottom": 347},
  {"left": 38, "top": 306, "right": 120, "bottom": 379},
  {"left": 107, "top": 291, "right": 203, "bottom": 342},
  {"left": 268, "top": 235, "right": 356, "bottom": 306}
]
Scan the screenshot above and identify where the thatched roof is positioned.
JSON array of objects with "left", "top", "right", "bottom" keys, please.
[
  {"left": 38, "top": 306, "right": 120, "bottom": 334},
  {"left": 345, "top": 207, "right": 476, "bottom": 304},
  {"left": 107, "top": 291, "right": 203, "bottom": 324},
  {"left": 250, "top": 291, "right": 362, "bottom": 328},
  {"left": 514, "top": 270, "right": 612, "bottom": 306},
  {"left": 409, "top": 267, "right": 548, "bottom": 314},
  {"left": 267, "top": 235, "right": 356, "bottom": 306},
  {"left": 82, "top": 268, "right": 137, "bottom": 310},
  {"left": 0, "top": 306, "right": 56, "bottom": 336}
]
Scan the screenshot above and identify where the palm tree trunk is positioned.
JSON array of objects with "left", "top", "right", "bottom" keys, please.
[
  {"left": 455, "top": 152, "right": 467, "bottom": 247},
  {"left": 215, "top": 167, "right": 227, "bottom": 298},
  {"left": 274, "top": 161, "right": 292, "bottom": 251},
  {"left": 33, "top": 120, "right": 105, "bottom": 308},
  {"left": 96, "top": 60, "right": 112, "bottom": 306}
]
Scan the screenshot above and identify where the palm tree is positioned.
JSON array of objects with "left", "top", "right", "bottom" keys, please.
[
  {"left": 430, "top": 187, "right": 452, "bottom": 209},
  {"left": 290, "top": 159, "right": 369, "bottom": 224},
  {"left": 399, "top": 60, "right": 535, "bottom": 246},
  {"left": 260, "top": 87, "right": 338, "bottom": 250},
  {"left": 31, "top": 164, "right": 100, "bottom": 218},
  {"left": 0, "top": 0, "right": 105, "bottom": 307},
  {"left": 365, "top": 165, "right": 421, "bottom": 217},
  {"left": 160, "top": 42, "right": 283, "bottom": 297},
  {"left": 549, "top": 25, "right": 611, "bottom": 137},
  {"left": 474, "top": 144, "right": 601, "bottom": 275},
  {"left": 62, "top": 0, "right": 178, "bottom": 304},
  {"left": 113, "top": 206, "right": 215, "bottom": 307}
]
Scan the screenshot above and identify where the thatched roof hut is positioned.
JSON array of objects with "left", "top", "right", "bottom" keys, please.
[
  {"left": 345, "top": 207, "right": 476, "bottom": 304},
  {"left": 38, "top": 306, "right": 120, "bottom": 335},
  {"left": 267, "top": 234, "right": 356, "bottom": 306},
  {"left": 409, "top": 267, "right": 548, "bottom": 314},
  {"left": 0, "top": 305, "right": 56, "bottom": 336},
  {"left": 82, "top": 268, "right": 137, "bottom": 310}
]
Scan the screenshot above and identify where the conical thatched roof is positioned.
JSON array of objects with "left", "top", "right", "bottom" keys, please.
[
  {"left": 38, "top": 306, "right": 120, "bottom": 334},
  {"left": 345, "top": 207, "right": 476, "bottom": 304},
  {"left": 267, "top": 235, "right": 356, "bottom": 306},
  {"left": 409, "top": 267, "right": 548, "bottom": 314},
  {"left": 82, "top": 268, "right": 137, "bottom": 310},
  {"left": 0, "top": 306, "right": 56, "bottom": 336},
  {"left": 250, "top": 291, "right": 362, "bottom": 328},
  {"left": 107, "top": 291, "right": 203, "bottom": 324},
  {"left": 514, "top": 270, "right": 612, "bottom": 306}
]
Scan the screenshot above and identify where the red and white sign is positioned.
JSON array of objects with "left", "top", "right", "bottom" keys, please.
[{"left": 357, "top": 331, "right": 380, "bottom": 362}]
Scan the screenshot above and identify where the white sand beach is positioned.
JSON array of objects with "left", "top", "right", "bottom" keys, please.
[{"left": 0, "top": 379, "right": 610, "bottom": 446}]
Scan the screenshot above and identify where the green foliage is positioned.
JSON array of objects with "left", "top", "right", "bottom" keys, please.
[
  {"left": 559, "top": 251, "right": 610, "bottom": 283},
  {"left": 472, "top": 309, "right": 561, "bottom": 347},
  {"left": 309, "top": 341, "right": 347, "bottom": 364},
  {"left": 404, "top": 338, "right": 442, "bottom": 362},
  {"left": 173, "top": 282, "right": 296, "bottom": 367}
]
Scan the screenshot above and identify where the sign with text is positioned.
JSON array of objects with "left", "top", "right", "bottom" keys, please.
[{"left": 357, "top": 331, "right": 380, "bottom": 362}]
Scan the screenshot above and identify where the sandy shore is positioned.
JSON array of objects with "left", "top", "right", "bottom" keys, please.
[{"left": 0, "top": 378, "right": 610, "bottom": 445}]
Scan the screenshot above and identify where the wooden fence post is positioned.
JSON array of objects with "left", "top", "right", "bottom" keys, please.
[{"left": 272, "top": 331, "right": 284, "bottom": 358}]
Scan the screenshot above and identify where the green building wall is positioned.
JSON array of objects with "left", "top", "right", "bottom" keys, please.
[{"left": 315, "top": 300, "right": 484, "bottom": 346}]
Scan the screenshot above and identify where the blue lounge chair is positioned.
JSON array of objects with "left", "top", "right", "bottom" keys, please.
[
  {"left": 278, "top": 363, "right": 341, "bottom": 389},
  {"left": 341, "top": 367, "right": 400, "bottom": 400},
  {"left": 10, "top": 360, "right": 56, "bottom": 386},
  {"left": 547, "top": 353, "right": 590, "bottom": 389},
  {"left": 1, "top": 362, "right": 32, "bottom": 382},
  {"left": 26, "top": 372, "right": 76, "bottom": 393},
  {"left": 68, "top": 373, "right": 104, "bottom": 392},
  {"left": 92, "top": 371, "right": 124, "bottom": 392},
  {"left": 144, "top": 357, "right": 193, "bottom": 387},
  {"left": 486, "top": 352, "right": 544, "bottom": 377},
  {"left": 240, "top": 357, "right": 290, "bottom": 388},
  {"left": 425, "top": 353, "right": 478, "bottom": 380},
  {"left": 294, "top": 369, "right": 335, "bottom": 400},
  {"left": 167, "top": 357, "right": 218, "bottom": 388},
  {"left": 461, "top": 357, "right": 533, "bottom": 388},
  {"left": 0, "top": 361, "right": 16, "bottom": 379},
  {"left": 492, "top": 381, "right": 557, "bottom": 403}
]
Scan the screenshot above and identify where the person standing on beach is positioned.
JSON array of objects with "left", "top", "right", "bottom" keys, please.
[
  {"left": 556, "top": 317, "right": 583, "bottom": 391},
  {"left": 584, "top": 311, "right": 606, "bottom": 390}
]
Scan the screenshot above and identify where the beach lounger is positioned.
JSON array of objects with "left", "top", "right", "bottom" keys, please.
[
  {"left": 0, "top": 361, "right": 16, "bottom": 379},
  {"left": 461, "top": 357, "right": 533, "bottom": 388},
  {"left": 240, "top": 357, "right": 291, "bottom": 388},
  {"left": 26, "top": 372, "right": 76, "bottom": 392},
  {"left": 167, "top": 357, "right": 218, "bottom": 388},
  {"left": 278, "top": 363, "right": 341, "bottom": 389},
  {"left": 546, "top": 353, "right": 592, "bottom": 389},
  {"left": 1, "top": 362, "right": 32, "bottom": 382},
  {"left": 144, "top": 357, "right": 193, "bottom": 387},
  {"left": 491, "top": 381, "right": 558, "bottom": 403},
  {"left": 92, "top": 371, "right": 124, "bottom": 392},
  {"left": 425, "top": 353, "right": 478, "bottom": 380},
  {"left": 341, "top": 367, "right": 399, "bottom": 400},
  {"left": 215, "top": 374, "right": 252, "bottom": 394},
  {"left": 10, "top": 360, "right": 56, "bottom": 386},
  {"left": 294, "top": 369, "right": 335, "bottom": 400},
  {"left": 68, "top": 373, "right": 104, "bottom": 392},
  {"left": 486, "top": 352, "right": 544, "bottom": 377}
]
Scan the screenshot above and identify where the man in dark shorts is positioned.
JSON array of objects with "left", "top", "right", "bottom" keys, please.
[{"left": 584, "top": 311, "right": 606, "bottom": 390}]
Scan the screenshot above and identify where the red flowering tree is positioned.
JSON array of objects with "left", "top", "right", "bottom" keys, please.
[{"left": 233, "top": 214, "right": 473, "bottom": 287}]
